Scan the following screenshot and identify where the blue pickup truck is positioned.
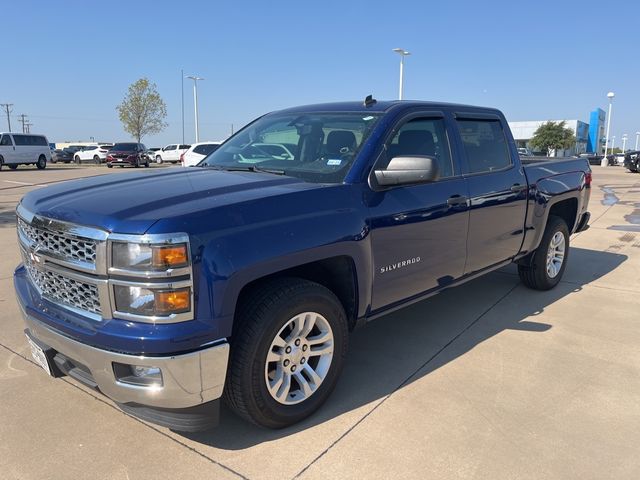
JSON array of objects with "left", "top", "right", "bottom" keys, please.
[{"left": 14, "top": 100, "right": 591, "bottom": 431}]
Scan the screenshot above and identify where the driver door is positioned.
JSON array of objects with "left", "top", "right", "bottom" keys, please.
[{"left": 367, "top": 112, "right": 470, "bottom": 311}]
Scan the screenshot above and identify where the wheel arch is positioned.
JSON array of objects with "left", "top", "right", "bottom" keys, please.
[{"left": 232, "top": 256, "right": 360, "bottom": 336}]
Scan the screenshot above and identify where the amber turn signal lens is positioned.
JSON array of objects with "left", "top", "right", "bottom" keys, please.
[
  {"left": 152, "top": 245, "right": 188, "bottom": 268},
  {"left": 154, "top": 289, "right": 191, "bottom": 314}
]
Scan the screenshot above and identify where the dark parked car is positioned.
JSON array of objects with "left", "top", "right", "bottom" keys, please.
[
  {"left": 624, "top": 151, "right": 640, "bottom": 172},
  {"left": 579, "top": 152, "right": 607, "bottom": 165},
  {"left": 106, "top": 142, "right": 149, "bottom": 168},
  {"left": 51, "top": 149, "right": 73, "bottom": 163}
]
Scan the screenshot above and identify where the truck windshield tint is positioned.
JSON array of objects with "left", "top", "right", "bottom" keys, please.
[{"left": 199, "top": 112, "right": 382, "bottom": 183}]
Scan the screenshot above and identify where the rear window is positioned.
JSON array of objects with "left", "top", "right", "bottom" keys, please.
[
  {"left": 193, "top": 144, "right": 220, "bottom": 155},
  {"left": 179, "top": 144, "right": 191, "bottom": 150}
]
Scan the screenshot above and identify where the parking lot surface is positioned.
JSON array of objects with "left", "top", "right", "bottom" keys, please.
[{"left": 1, "top": 165, "right": 639, "bottom": 480}]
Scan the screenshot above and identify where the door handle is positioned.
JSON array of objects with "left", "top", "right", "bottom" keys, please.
[
  {"left": 510, "top": 184, "right": 527, "bottom": 193},
  {"left": 447, "top": 195, "right": 468, "bottom": 207}
]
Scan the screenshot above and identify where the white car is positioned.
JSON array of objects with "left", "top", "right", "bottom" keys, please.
[
  {"left": 155, "top": 144, "right": 191, "bottom": 164},
  {"left": 181, "top": 142, "right": 221, "bottom": 167},
  {"left": 73, "top": 145, "right": 112, "bottom": 164},
  {"left": 0, "top": 132, "right": 52, "bottom": 170}
]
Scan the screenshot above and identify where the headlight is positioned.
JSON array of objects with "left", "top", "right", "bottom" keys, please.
[
  {"left": 114, "top": 285, "right": 191, "bottom": 317},
  {"left": 112, "top": 242, "right": 189, "bottom": 271}
]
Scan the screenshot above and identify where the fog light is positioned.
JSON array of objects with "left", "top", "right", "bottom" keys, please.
[{"left": 113, "top": 362, "right": 163, "bottom": 387}]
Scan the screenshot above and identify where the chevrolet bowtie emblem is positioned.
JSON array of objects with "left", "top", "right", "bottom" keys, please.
[{"left": 29, "top": 245, "right": 43, "bottom": 264}]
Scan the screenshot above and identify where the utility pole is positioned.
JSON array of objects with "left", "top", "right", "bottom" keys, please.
[
  {"left": 18, "top": 114, "right": 28, "bottom": 133},
  {"left": 0, "top": 104, "right": 13, "bottom": 131},
  {"left": 25, "top": 122, "right": 33, "bottom": 134},
  {"left": 181, "top": 69, "right": 185, "bottom": 145}
]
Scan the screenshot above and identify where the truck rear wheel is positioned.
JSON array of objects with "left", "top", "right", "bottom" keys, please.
[
  {"left": 224, "top": 278, "right": 348, "bottom": 428},
  {"left": 518, "top": 215, "right": 569, "bottom": 290}
]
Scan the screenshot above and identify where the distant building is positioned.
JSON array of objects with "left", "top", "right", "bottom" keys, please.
[
  {"left": 509, "top": 119, "right": 589, "bottom": 156},
  {"left": 508, "top": 107, "right": 606, "bottom": 157}
]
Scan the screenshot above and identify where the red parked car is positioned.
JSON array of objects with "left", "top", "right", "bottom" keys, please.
[{"left": 106, "top": 143, "right": 149, "bottom": 168}]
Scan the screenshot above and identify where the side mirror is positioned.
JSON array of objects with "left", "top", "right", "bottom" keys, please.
[{"left": 374, "top": 156, "right": 440, "bottom": 187}]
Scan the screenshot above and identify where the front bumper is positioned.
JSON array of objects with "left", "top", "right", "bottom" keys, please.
[{"left": 20, "top": 303, "right": 229, "bottom": 411}]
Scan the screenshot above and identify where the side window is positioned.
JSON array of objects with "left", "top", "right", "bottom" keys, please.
[
  {"left": 0, "top": 135, "right": 12, "bottom": 146},
  {"left": 386, "top": 117, "right": 454, "bottom": 178},
  {"left": 179, "top": 144, "right": 190, "bottom": 150},
  {"left": 13, "top": 135, "right": 26, "bottom": 146},
  {"left": 456, "top": 119, "right": 512, "bottom": 174},
  {"left": 165, "top": 145, "right": 176, "bottom": 151},
  {"left": 38, "top": 136, "right": 48, "bottom": 146}
]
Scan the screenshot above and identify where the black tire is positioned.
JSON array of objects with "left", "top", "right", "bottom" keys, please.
[
  {"left": 8, "top": 164, "right": 18, "bottom": 170},
  {"left": 224, "top": 278, "right": 349, "bottom": 428},
  {"left": 107, "top": 163, "right": 113, "bottom": 168},
  {"left": 74, "top": 155, "right": 81, "bottom": 164},
  {"left": 93, "top": 155, "right": 101, "bottom": 164},
  {"left": 144, "top": 160, "right": 150, "bottom": 167},
  {"left": 518, "top": 215, "right": 569, "bottom": 290},
  {"left": 0, "top": 155, "right": 3, "bottom": 170},
  {"left": 36, "top": 155, "right": 46, "bottom": 170},
  {"left": 134, "top": 157, "right": 140, "bottom": 168}
]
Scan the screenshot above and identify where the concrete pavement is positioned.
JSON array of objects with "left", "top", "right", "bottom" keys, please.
[{"left": 1, "top": 165, "right": 639, "bottom": 479}]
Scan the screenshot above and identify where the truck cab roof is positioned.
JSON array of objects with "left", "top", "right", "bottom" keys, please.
[{"left": 277, "top": 100, "right": 503, "bottom": 116}]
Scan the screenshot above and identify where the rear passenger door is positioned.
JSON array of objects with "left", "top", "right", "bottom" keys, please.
[
  {"left": 368, "top": 112, "right": 470, "bottom": 310},
  {"left": 454, "top": 113, "right": 527, "bottom": 274}
]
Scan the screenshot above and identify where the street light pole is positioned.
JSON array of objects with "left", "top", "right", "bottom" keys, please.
[
  {"left": 392, "top": 48, "right": 410, "bottom": 100},
  {"left": 602, "top": 91, "right": 615, "bottom": 167},
  {"left": 635, "top": 131, "right": 640, "bottom": 151},
  {"left": 186, "top": 75, "right": 204, "bottom": 143},
  {"left": 622, "top": 134, "right": 628, "bottom": 153}
]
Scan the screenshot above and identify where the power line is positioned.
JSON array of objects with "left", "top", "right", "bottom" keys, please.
[{"left": 0, "top": 104, "right": 13, "bottom": 132}]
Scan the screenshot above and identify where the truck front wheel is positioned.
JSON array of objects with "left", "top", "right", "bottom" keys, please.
[
  {"left": 224, "top": 278, "right": 348, "bottom": 428},
  {"left": 518, "top": 215, "right": 569, "bottom": 290}
]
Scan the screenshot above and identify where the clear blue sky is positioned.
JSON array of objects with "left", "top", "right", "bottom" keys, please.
[{"left": 1, "top": 0, "right": 639, "bottom": 149}]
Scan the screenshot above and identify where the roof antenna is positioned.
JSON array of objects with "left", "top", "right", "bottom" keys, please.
[{"left": 364, "top": 95, "right": 377, "bottom": 107}]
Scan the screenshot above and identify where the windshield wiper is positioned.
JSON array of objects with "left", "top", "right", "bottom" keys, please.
[{"left": 218, "top": 165, "right": 287, "bottom": 175}]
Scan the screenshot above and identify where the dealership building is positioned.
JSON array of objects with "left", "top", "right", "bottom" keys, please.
[{"left": 508, "top": 108, "right": 606, "bottom": 156}]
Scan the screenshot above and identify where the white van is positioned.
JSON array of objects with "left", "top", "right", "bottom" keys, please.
[{"left": 0, "top": 133, "right": 52, "bottom": 170}]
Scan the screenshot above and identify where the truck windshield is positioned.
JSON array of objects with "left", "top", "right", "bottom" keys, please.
[
  {"left": 198, "top": 112, "right": 382, "bottom": 183},
  {"left": 111, "top": 143, "right": 137, "bottom": 151}
]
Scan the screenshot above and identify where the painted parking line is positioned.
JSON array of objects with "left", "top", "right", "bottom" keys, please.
[{"left": 3, "top": 180, "right": 35, "bottom": 185}]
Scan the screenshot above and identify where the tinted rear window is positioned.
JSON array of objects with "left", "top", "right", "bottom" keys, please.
[{"left": 179, "top": 144, "right": 191, "bottom": 149}]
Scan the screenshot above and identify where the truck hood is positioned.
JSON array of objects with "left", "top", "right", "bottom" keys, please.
[{"left": 20, "top": 168, "right": 321, "bottom": 234}]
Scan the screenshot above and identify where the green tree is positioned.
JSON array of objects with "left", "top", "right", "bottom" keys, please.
[
  {"left": 116, "top": 78, "right": 167, "bottom": 142},
  {"left": 529, "top": 121, "right": 576, "bottom": 156}
]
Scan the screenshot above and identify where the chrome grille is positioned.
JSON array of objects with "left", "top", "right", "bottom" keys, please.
[
  {"left": 23, "top": 255, "right": 101, "bottom": 315},
  {"left": 18, "top": 217, "right": 97, "bottom": 265}
]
